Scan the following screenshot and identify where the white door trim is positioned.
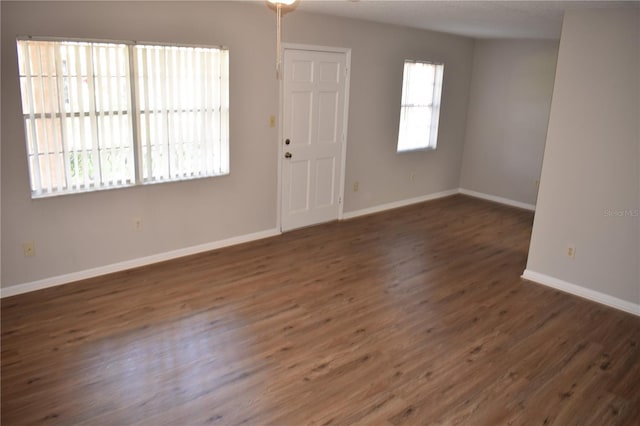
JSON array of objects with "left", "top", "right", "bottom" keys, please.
[{"left": 276, "top": 43, "right": 351, "bottom": 231}]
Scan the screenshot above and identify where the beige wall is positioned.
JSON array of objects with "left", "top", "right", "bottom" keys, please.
[
  {"left": 460, "top": 39, "right": 558, "bottom": 206},
  {"left": 1, "top": 1, "right": 474, "bottom": 288},
  {"left": 286, "top": 10, "right": 474, "bottom": 212},
  {"left": 526, "top": 8, "right": 639, "bottom": 304}
]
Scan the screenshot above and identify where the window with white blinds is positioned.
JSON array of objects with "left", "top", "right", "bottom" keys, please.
[
  {"left": 16, "top": 38, "right": 229, "bottom": 198},
  {"left": 397, "top": 60, "right": 444, "bottom": 152},
  {"left": 135, "top": 44, "right": 229, "bottom": 183}
]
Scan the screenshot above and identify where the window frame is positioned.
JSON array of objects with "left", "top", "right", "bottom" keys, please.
[
  {"left": 396, "top": 59, "right": 444, "bottom": 153},
  {"left": 16, "top": 36, "right": 230, "bottom": 199}
]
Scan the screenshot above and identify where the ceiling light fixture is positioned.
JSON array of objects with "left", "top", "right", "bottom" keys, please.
[{"left": 268, "top": 0, "right": 297, "bottom": 79}]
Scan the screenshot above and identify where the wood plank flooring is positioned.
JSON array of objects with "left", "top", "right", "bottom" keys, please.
[{"left": 2, "top": 195, "right": 639, "bottom": 425}]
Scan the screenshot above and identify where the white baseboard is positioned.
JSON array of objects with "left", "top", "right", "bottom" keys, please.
[
  {"left": 342, "top": 189, "right": 459, "bottom": 220},
  {"left": 521, "top": 269, "right": 639, "bottom": 316},
  {"left": 0, "top": 190, "right": 538, "bottom": 299},
  {"left": 459, "top": 188, "right": 536, "bottom": 211},
  {"left": 0, "top": 228, "right": 281, "bottom": 299}
]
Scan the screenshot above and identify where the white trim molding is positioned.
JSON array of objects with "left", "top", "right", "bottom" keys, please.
[
  {"left": 459, "top": 188, "right": 536, "bottom": 211},
  {"left": 0, "top": 228, "right": 280, "bottom": 299},
  {"left": 522, "top": 269, "right": 640, "bottom": 317},
  {"left": 342, "top": 189, "right": 458, "bottom": 220},
  {"left": 0, "top": 190, "right": 542, "bottom": 299}
]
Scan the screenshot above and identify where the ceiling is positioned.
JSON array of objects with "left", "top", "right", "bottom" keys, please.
[{"left": 294, "top": 1, "right": 638, "bottom": 40}]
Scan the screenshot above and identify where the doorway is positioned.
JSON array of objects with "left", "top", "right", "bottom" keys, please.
[{"left": 279, "top": 46, "right": 351, "bottom": 232}]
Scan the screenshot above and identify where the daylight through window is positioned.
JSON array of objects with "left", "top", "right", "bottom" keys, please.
[
  {"left": 397, "top": 60, "right": 444, "bottom": 152},
  {"left": 16, "top": 38, "right": 229, "bottom": 198}
]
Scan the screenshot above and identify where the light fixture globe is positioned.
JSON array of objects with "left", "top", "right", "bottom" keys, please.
[{"left": 268, "top": 0, "right": 297, "bottom": 5}]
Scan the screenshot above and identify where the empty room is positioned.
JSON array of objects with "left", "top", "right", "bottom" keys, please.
[{"left": 1, "top": 1, "right": 638, "bottom": 424}]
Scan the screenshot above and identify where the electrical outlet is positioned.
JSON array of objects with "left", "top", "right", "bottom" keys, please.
[
  {"left": 23, "top": 241, "right": 35, "bottom": 257},
  {"left": 566, "top": 244, "right": 576, "bottom": 259},
  {"left": 134, "top": 218, "right": 143, "bottom": 232},
  {"left": 269, "top": 115, "right": 276, "bottom": 128},
  {"left": 353, "top": 181, "right": 359, "bottom": 192}
]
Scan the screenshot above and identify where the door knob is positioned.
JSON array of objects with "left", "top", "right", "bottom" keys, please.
[
  {"left": 285, "top": 152, "right": 292, "bottom": 158},
  {"left": 285, "top": 138, "right": 291, "bottom": 145}
]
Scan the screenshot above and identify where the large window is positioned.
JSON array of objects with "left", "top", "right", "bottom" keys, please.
[
  {"left": 16, "top": 38, "right": 229, "bottom": 198},
  {"left": 397, "top": 60, "right": 444, "bottom": 152}
]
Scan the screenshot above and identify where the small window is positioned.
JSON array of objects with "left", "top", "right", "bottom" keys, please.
[
  {"left": 397, "top": 60, "right": 444, "bottom": 152},
  {"left": 16, "top": 38, "right": 229, "bottom": 198}
]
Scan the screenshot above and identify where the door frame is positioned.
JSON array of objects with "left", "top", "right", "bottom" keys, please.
[{"left": 276, "top": 43, "right": 352, "bottom": 232}]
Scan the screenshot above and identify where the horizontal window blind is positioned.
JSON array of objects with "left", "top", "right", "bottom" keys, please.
[{"left": 16, "top": 38, "right": 230, "bottom": 198}]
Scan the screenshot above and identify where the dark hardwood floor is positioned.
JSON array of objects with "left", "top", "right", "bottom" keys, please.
[{"left": 2, "top": 195, "right": 639, "bottom": 425}]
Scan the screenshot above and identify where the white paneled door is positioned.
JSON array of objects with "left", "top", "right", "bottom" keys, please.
[{"left": 281, "top": 48, "right": 349, "bottom": 232}]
